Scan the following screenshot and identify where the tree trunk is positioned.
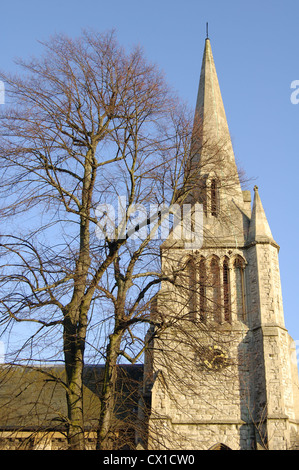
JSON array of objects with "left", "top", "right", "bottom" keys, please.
[
  {"left": 97, "top": 332, "right": 122, "bottom": 450},
  {"left": 63, "top": 314, "right": 87, "bottom": 450}
]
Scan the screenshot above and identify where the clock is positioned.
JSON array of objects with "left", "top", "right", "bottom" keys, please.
[{"left": 203, "top": 345, "right": 228, "bottom": 370}]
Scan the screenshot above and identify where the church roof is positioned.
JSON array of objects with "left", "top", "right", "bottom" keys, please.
[{"left": 0, "top": 364, "right": 143, "bottom": 432}]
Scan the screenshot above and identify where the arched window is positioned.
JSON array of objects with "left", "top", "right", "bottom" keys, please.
[
  {"left": 186, "top": 257, "right": 206, "bottom": 322},
  {"left": 199, "top": 178, "right": 208, "bottom": 216},
  {"left": 234, "top": 257, "right": 246, "bottom": 320},
  {"left": 211, "top": 258, "right": 220, "bottom": 322},
  {"left": 223, "top": 259, "right": 230, "bottom": 321},
  {"left": 211, "top": 179, "right": 218, "bottom": 217},
  {"left": 186, "top": 258, "right": 196, "bottom": 320},
  {"left": 209, "top": 443, "right": 232, "bottom": 450},
  {"left": 199, "top": 258, "right": 206, "bottom": 322}
]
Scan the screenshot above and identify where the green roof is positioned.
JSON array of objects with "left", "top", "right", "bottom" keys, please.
[{"left": 0, "top": 364, "right": 144, "bottom": 432}]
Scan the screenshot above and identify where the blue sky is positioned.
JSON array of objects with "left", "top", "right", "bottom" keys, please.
[{"left": 1, "top": 0, "right": 298, "bottom": 348}]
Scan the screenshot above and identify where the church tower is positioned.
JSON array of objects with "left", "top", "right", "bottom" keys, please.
[{"left": 142, "top": 37, "right": 299, "bottom": 450}]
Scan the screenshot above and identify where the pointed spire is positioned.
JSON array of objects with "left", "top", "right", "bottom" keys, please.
[
  {"left": 247, "top": 186, "right": 277, "bottom": 245},
  {"left": 194, "top": 38, "right": 236, "bottom": 166},
  {"left": 191, "top": 37, "right": 243, "bottom": 203}
]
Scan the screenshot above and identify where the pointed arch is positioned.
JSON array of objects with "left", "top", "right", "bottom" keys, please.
[
  {"left": 223, "top": 257, "right": 230, "bottom": 322},
  {"left": 199, "top": 257, "right": 206, "bottom": 322},
  {"left": 210, "top": 256, "right": 221, "bottom": 322},
  {"left": 209, "top": 442, "right": 232, "bottom": 450},
  {"left": 234, "top": 255, "right": 246, "bottom": 321},
  {"left": 183, "top": 255, "right": 208, "bottom": 322},
  {"left": 198, "top": 175, "right": 208, "bottom": 216},
  {"left": 186, "top": 257, "right": 197, "bottom": 320},
  {"left": 210, "top": 178, "right": 219, "bottom": 217}
]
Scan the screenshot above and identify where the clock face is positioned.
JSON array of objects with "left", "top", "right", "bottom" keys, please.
[{"left": 203, "top": 346, "right": 228, "bottom": 370}]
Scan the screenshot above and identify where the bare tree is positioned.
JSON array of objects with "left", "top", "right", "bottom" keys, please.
[
  {"left": 0, "top": 30, "right": 249, "bottom": 450},
  {"left": 0, "top": 30, "right": 201, "bottom": 449}
]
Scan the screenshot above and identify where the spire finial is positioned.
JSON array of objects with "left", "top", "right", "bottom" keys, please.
[{"left": 206, "top": 22, "right": 209, "bottom": 39}]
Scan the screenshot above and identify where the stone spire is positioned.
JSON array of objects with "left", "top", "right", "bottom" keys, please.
[
  {"left": 247, "top": 185, "right": 277, "bottom": 245},
  {"left": 194, "top": 39, "right": 236, "bottom": 162},
  {"left": 192, "top": 38, "right": 242, "bottom": 199}
]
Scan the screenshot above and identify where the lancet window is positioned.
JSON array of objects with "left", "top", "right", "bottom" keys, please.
[
  {"left": 199, "top": 258, "right": 206, "bottom": 322},
  {"left": 223, "top": 258, "right": 230, "bottom": 321},
  {"left": 210, "top": 258, "right": 220, "bottom": 322},
  {"left": 187, "top": 258, "right": 197, "bottom": 320},
  {"left": 234, "top": 256, "right": 246, "bottom": 320},
  {"left": 186, "top": 256, "right": 245, "bottom": 324},
  {"left": 211, "top": 179, "right": 218, "bottom": 217},
  {"left": 186, "top": 257, "right": 206, "bottom": 322}
]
